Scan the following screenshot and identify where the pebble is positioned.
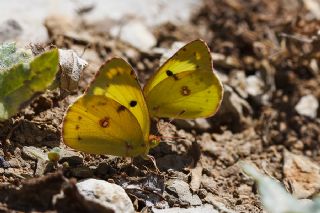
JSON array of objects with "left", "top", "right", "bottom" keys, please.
[
  {"left": 76, "top": 179, "right": 134, "bottom": 213},
  {"left": 166, "top": 179, "right": 202, "bottom": 206},
  {"left": 152, "top": 204, "right": 218, "bottom": 213},
  {"left": 204, "top": 193, "right": 236, "bottom": 213},
  {"left": 0, "top": 19, "right": 22, "bottom": 42},
  {"left": 295, "top": 94, "right": 319, "bottom": 118},
  {"left": 217, "top": 85, "right": 252, "bottom": 126},
  {"left": 0, "top": 156, "right": 10, "bottom": 168},
  {"left": 283, "top": 150, "right": 320, "bottom": 198},
  {"left": 7, "top": 158, "right": 20, "bottom": 168},
  {"left": 71, "top": 166, "right": 94, "bottom": 178},
  {"left": 59, "top": 149, "right": 83, "bottom": 166},
  {"left": 22, "top": 146, "right": 48, "bottom": 161},
  {"left": 110, "top": 21, "right": 156, "bottom": 52},
  {"left": 246, "top": 74, "right": 265, "bottom": 96}
]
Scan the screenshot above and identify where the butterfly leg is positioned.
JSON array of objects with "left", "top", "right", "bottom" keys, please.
[{"left": 145, "top": 154, "right": 160, "bottom": 174}]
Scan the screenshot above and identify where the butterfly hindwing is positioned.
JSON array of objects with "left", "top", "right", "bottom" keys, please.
[
  {"left": 63, "top": 58, "right": 150, "bottom": 157},
  {"left": 62, "top": 95, "right": 147, "bottom": 156},
  {"left": 143, "top": 39, "right": 223, "bottom": 119}
]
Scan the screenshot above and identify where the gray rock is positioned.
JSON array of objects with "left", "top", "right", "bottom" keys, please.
[
  {"left": 83, "top": 0, "right": 201, "bottom": 26},
  {"left": 194, "top": 118, "right": 211, "bottom": 130},
  {"left": 35, "top": 158, "right": 48, "bottom": 176},
  {"left": 204, "top": 193, "right": 236, "bottom": 213},
  {"left": 7, "top": 158, "right": 20, "bottom": 168},
  {"left": 283, "top": 150, "right": 320, "bottom": 198},
  {"left": 22, "top": 146, "right": 48, "bottom": 161},
  {"left": 0, "top": 156, "right": 10, "bottom": 168},
  {"left": 173, "top": 118, "right": 211, "bottom": 131},
  {"left": 152, "top": 204, "right": 218, "bottom": 213},
  {"left": 246, "top": 75, "right": 264, "bottom": 96},
  {"left": 110, "top": 21, "right": 156, "bottom": 52},
  {"left": 0, "top": 19, "right": 22, "bottom": 42},
  {"left": 166, "top": 179, "right": 202, "bottom": 206},
  {"left": 172, "top": 119, "right": 195, "bottom": 130},
  {"left": 159, "top": 41, "right": 186, "bottom": 64},
  {"left": 76, "top": 179, "right": 134, "bottom": 213},
  {"left": 59, "top": 149, "right": 83, "bottom": 166},
  {"left": 295, "top": 94, "right": 319, "bottom": 118},
  {"left": 216, "top": 85, "right": 252, "bottom": 127},
  {"left": 1, "top": 0, "right": 201, "bottom": 46},
  {"left": 71, "top": 166, "right": 94, "bottom": 178}
]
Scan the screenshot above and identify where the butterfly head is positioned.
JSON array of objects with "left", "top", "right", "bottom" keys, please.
[{"left": 148, "top": 134, "right": 161, "bottom": 148}]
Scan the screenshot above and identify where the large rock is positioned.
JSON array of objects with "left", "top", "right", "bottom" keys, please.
[
  {"left": 283, "top": 150, "right": 320, "bottom": 198},
  {"left": 110, "top": 21, "right": 156, "bottom": 52},
  {"left": 166, "top": 179, "right": 202, "bottom": 206},
  {"left": 76, "top": 179, "right": 134, "bottom": 213}
]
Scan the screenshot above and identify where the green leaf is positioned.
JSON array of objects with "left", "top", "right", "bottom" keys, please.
[{"left": 0, "top": 48, "right": 59, "bottom": 120}]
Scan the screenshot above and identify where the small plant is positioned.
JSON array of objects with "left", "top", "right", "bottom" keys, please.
[
  {"left": 0, "top": 43, "right": 59, "bottom": 120},
  {"left": 47, "top": 147, "right": 61, "bottom": 162}
]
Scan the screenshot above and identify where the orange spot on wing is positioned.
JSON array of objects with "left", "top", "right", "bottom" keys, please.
[{"left": 99, "top": 117, "right": 110, "bottom": 128}]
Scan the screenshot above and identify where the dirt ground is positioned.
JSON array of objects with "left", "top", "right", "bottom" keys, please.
[{"left": 1, "top": 0, "right": 320, "bottom": 212}]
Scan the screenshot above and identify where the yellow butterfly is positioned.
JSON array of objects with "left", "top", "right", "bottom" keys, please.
[{"left": 62, "top": 39, "right": 223, "bottom": 157}]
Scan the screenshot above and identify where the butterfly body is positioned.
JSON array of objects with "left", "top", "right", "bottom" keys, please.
[{"left": 62, "top": 40, "right": 223, "bottom": 157}]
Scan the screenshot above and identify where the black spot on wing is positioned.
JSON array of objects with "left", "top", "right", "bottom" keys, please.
[
  {"left": 166, "top": 70, "right": 179, "bottom": 80},
  {"left": 166, "top": 70, "right": 174, "bottom": 76},
  {"left": 129, "top": 100, "right": 137, "bottom": 107},
  {"left": 117, "top": 105, "right": 126, "bottom": 112}
]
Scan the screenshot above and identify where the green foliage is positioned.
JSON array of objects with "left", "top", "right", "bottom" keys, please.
[
  {"left": 0, "top": 44, "right": 59, "bottom": 120},
  {"left": 242, "top": 163, "right": 320, "bottom": 213},
  {"left": 0, "top": 42, "right": 32, "bottom": 70}
]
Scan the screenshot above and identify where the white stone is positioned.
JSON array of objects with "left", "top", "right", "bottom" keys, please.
[
  {"left": 246, "top": 75, "right": 264, "bottom": 96},
  {"left": 295, "top": 94, "right": 319, "bottom": 118},
  {"left": 76, "top": 179, "right": 134, "bottom": 213},
  {"left": 0, "top": 0, "right": 201, "bottom": 46},
  {"left": 110, "top": 21, "right": 156, "bottom": 52}
]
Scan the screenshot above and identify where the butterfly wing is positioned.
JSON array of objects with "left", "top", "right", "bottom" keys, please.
[
  {"left": 63, "top": 95, "right": 147, "bottom": 156},
  {"left": 88, "top": 58, "right": 150, "bottom": 142},
  {"left": 62, "top": 58, "right": 150, "bottom": 157},
  {"left": 143, "top": 39, "right": 223, "bottom": 119}
]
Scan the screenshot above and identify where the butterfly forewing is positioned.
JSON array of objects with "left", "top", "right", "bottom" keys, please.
[{"left": 143, "top": 39, "right": 223, "bottom": 119}]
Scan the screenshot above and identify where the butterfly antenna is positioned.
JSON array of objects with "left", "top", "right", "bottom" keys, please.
[
  {"left": 155, "top": 111, "right": 188, "bottom": 142},
  {"left": 80, "top": 43, "right": 91, "bottom": 58}
]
